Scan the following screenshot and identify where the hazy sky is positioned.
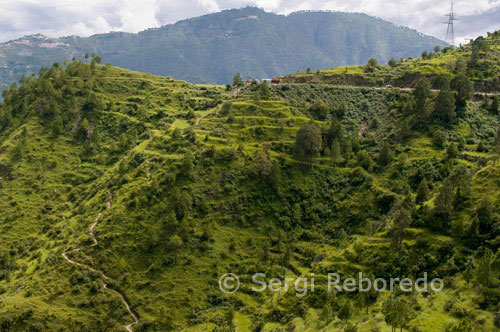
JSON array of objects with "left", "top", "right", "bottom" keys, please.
[{"left": 1, "top": 0, "right": 499, "bottom": 45}]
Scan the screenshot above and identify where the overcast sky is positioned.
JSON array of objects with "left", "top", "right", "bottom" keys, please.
[{"left": 1, "top": 0, "right": 499, "bottom": 45}]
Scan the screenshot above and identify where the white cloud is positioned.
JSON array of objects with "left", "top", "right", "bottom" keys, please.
[
  {"left": 198, "top": 0, "right": 221, "bottom": 12},
  {"left": 117, "top": 0, "right": 160, "bottom": 32}
]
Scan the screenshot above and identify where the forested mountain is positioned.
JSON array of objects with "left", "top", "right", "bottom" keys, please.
[
  {"left": 0, "top": 7, "right": 447, "bottom": 91},
  {"left": 0, "top": 36, "right": 499, "bottom": 331}
]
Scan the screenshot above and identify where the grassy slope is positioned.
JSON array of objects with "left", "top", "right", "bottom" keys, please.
[{"left": 0, "top": 64, "right": 499, "bottom": 332}]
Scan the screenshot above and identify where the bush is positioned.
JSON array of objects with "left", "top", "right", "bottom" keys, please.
[{"left": 432, "top": 130, "right": 447, "bottom": 148}]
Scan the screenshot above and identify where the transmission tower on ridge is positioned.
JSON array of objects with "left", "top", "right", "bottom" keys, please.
[{"left": 444, "top": 2, "right": 458, "bottom": 45}]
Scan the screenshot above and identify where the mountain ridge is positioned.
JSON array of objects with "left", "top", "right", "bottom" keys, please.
[{"left": 0, "top": 7, "right": 447, "bottom": 91}]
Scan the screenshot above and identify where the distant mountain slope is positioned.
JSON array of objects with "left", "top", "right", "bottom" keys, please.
[{"left": 0, "top": 7, "right": 447, "bottom": 90}]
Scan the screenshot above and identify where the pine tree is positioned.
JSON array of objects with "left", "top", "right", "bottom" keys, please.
[
  {"left": 434, "top": 81, "right": 456, "bottom": 123},
  {"left": 331, "top": 139, "right": 342, "bottom": 165},
  {"left": 451, "top": 73, "right": 473, "bottom": 107},
  {"left": 447, "top": 143, "right": 459, "bottom": 159},
  {"left": 253, "top": 151, "right": 272, "bottom": 178},
  {"left": 415, "top": 178, "right": 429, "bottom": 206},
  {"left": 320, "top": 303, "right": 333, "bottom": 325},
  {"left": 77, "top": 118, "right": 89, "bottom": 141},
  {"left": 475, "top": 249, "right": 495, "bottom": 289},
  {"left": 378, "top": 141, "right": 394, "bottom": 166},
  {"left": 232, "top": 73, "right": 243, "bottom": 87},
  {"left": 357, "top": 150, "right": 373, "bottom": 171},
  {"left": 412, "top": 78, "right": 432, "bottom": 124},
  {"left": 463, "top": 256, "right": 475, "bottom": 287},
  {"left": 337, "top": 300, "right": 353, "bottom": 322},
  {"left": 391, "top": 207, "right": 412, "bottom": 262},
  {"left": 295, "top": 122, "right": 322, "bottom": 163},
  {"left": 259, "top": 81, "right": 271, "bottom": 100},
  {"left": 51, "top": 115, "right": 64, "bottom": 137}
]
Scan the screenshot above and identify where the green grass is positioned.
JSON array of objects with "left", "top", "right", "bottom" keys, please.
[{"left": 0, "top": 60, "right": 499, "bottom": 332}]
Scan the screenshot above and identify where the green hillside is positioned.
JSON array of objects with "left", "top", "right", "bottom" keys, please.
[
  {"left": 285, "top": 31, "right": 500, "bottom": 92},
  {"left": 0, "top": 7, "right": 448, "bottom": 92},
  {"left": 0, "top": 57, "right": 499, "bottom": 332}
]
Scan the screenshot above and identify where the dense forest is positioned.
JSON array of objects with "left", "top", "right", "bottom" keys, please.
[{"left": 0, "top": 34, "right": 499, "bottom": 332}]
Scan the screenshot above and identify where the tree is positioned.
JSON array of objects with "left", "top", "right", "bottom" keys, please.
[
  {"left": 366, "top": 58, "right": 378, "bottom": 72},
  {"left": 168, "top": 235, "right": 183, "bottom": 250},
  {"left": 433, "top": 74, "right": 451, "bottom": 90},
  {"left": 451, "top": 73, "right": 473, "bottom": 108},
  {"left": 220, "top": 101, "right": 232, "bottom": 115},
  {"left": 367, "top": 58, "right": 378, "bottom": 67},
  {"left": 359, "top": 277, "right": 378, "bottom": 314},
  {"left": 259, "top": 81, "right": 271, "bottom": 100},
  {"left": 475, "top": 249, "right": 496, "bottom": 289},
  {"left": 433, "top": 180, "right": 454, "bottom": 225},
  {"left": 252, "top": 151, "right": 272, "bottom": 179},
  {"left": 232, "top": 73, "right": 243, "bottom": 87},
  {"left": 180, "top": 152, "right": 194, "bottom": 178},
  {"left": 295, "top": 122, "right": 322, "bottom": 163},
  {"left": 434, "top": 45, "right": 441, "bottom": 53},
  {"left": 378, "top": 141, "right": 394, "bottom": 166},
  {"left": 434, "top": 81, "right": 456, "bottom": 124},
  {"left": 412, "top": 78, "right": 432, "bottom": 123},
  {"left": 447, "top": 143, "right": 459, "bottom": 159},
  {"left": 388, "top": 58, "right": 397, "bottom": 67},
  {"left": 491, "top": 96, "right": 499, "bottom": 114},
  {"left": 477, "top": 140, "right": 487, "bottom": 152},
  {"left": 252, "top": 90, "right": 260, "bottom": 102},
  {"left": 309, "top": 99, "right": 329, "bottom": 120},
  {"left": 383, "top": 296, "right": 415, "bottom": 332},
  {"left": 320, "top": 303, "right": 333, "bottom": 325},
  {"left": 421, "top": 51, "right": 428, "bottom": 59},
  {"left": 476, "top": 197, "right": 495, "bottom": 233},
  {"left": 51, "top": 115, "right": 64, "bottom": 137},
  {"left": 357, "top": 150, "right": 373, "bottom": 171},
  {"left": 415, "top": 178, "right": 429, "bottom": 206},
  {"left": 449, "top": 165, "right": 472, "bottom": 207},
  {"left": 337, "top": 300, "right": 353, "bottom": 322},
  {"left": 382, "top": 296, "right": 398, "bottom": 332},
  {"left": 463, "top": 256, "right": 475, "bottom": 287},
  {"left": 455, "top": 57, "right": 467, "bottom": 74},
  {"left": 432, "top": 130, "right": 447, "bottom": 148},
  {"left": 331, "top": 139, "right": 342, "bottom": 165},
  {"left": 391, "top": 207, "right": 412, "bottom": 262},
  {"left": 326, "top": 119, "right": 344, "bottom": 148},
  {"left": 77, "top": 117, "right": 89, "bottom": 141}
]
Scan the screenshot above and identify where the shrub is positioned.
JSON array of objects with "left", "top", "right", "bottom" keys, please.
[{"left": 432, "top": 130, "right": 447, "bottom": 148}]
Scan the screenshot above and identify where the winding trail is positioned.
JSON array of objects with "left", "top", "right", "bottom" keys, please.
[{"left": 61, "top": 194, "right": 139, "bottom": 331}]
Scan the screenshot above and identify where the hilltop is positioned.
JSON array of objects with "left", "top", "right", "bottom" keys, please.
[
  {"left": 285, "top": 30, "right": 500, "bottom": 92},
  {"left": 0, "top": 7, "right": 448, "bottom": 91},
  {"left": 0, "top": 54, "right": 499, "bottom": 331}
]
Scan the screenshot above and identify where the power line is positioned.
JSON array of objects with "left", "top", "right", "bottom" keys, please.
[{"left": 443, "top": 1, "right": 458, "bottom": 45}]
